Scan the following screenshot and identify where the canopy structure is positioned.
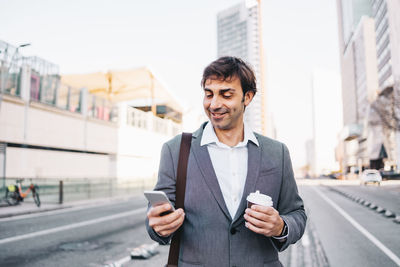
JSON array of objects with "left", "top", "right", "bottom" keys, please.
[{"left": 61, "top": 67, "right": 182, "bottom": 114}]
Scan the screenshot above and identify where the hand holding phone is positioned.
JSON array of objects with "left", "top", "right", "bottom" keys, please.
[
  {"left": 144, "top": 190, "right": 175, "bottom": 216},
  {"left": 145, "top": 190, "right": 185, "bottom": 237}
]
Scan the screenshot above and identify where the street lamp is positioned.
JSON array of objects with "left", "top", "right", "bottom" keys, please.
[{"left": 0, "top": 43, "right": 31, "bottom": 110}]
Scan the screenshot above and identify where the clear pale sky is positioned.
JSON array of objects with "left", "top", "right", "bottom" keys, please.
[{"left": 0, "top": 0, "right": 342, "bottom": 168}]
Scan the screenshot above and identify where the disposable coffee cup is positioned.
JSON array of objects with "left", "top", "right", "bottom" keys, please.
[{"left": 246, "top": 190, "right": 273, "bottom": 208}]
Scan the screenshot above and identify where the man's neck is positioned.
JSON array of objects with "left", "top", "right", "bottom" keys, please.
[{"left": 214, "top": 123, "right": 244, "bottom": 147}]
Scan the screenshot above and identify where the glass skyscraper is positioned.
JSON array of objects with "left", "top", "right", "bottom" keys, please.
[{"left": 217, "top": 0, "right": 264, "bottom": 134}]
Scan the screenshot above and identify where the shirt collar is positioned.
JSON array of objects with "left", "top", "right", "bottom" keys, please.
[{"left": 200, "top": 121, "right": 259, "bottom": 147}]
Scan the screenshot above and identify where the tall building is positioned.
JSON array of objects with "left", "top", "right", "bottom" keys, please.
[
  {"left": 371, "top": 0, "right": 400, "bottom": 169},
  {"left": 217, "top": 0, "right": 267, "bottom": 135},
  {"left": 353, "top": 17, "right": 380, "bottom": 168},
  {"left": 336, "top": 0, "right": 400, "bottom": 172},
  {"left": 337, "top": 0, "right": 373, "bottom": 126},
  {"left": 336, "top": 0, "right": 379, "bottom": 174}
]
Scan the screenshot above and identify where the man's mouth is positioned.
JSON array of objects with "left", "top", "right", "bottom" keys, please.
[{"left": 211, "top": 112, "right": 227, "bottom": 119}]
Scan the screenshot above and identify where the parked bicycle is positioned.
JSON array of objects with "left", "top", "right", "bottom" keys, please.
[{"left": 5, "top": 179, "right": 41, "bottom": 207}]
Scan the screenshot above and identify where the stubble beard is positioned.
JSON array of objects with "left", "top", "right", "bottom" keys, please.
[{"left": 209, "top": 107, "right": 243, "bottom": 131}]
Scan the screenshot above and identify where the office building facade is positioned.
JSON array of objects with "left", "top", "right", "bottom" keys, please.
[
  {"left": 372, "top": 0, "right": 400, "bottom": 91},
  {"left": 336, "top": 0, "right": 400, "bottom": 173},
  {"left": 336, "top": 0, "right": 378, "bottom": 174},
  {"left": 371, "top": 0, "right": 400, "bottom": 170}
]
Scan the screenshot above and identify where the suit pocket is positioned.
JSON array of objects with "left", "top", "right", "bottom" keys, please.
[
  {"left": 178, "top": 259, "right": 204, "bottom": 267},
  {"left": 263, "top": 259, "right": 283, "bottom": 267}
]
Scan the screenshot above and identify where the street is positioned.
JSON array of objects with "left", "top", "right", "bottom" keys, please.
[{"left": 0, "top": 180, "right": 399, "bottom": 267}]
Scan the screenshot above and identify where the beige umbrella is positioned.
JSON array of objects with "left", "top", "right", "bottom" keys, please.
[
  {"left": 61, "top": 67, "right": 182, "bottom": 114},
  {"left": 61, "top": 72, "right": 110, "bottom": 94}
]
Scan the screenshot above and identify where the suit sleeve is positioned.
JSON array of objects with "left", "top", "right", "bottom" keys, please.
[
  {"left": 272, "top": 143, "right": 307, "bottom": 251},
  {"left": 145, "top": 141, "right": 179, "bottom": 245}
]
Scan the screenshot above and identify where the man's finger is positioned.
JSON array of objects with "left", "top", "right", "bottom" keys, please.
[
  {"left": 245, "top": 208, "right": 272, "bottom": 222},
  {"left": 244, "top": 213, "right": 267, "bottom": 228},
  {"left": 148, "top": 203, "right": 173, "bottom": 217},
  {"left": 156, "top": 212, "right": 185, "bottom": 232},
  {"left": 158, "top": 208, "right": 184, "bottom": 225},
  {"left": 250, "top": 205, "right": 276, "bottom": 215}
]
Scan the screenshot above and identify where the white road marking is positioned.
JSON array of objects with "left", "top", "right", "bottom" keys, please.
[
  {"left": 313, "top": 187, "right": 400, "bottom": 266},
  {"left": 0, "top": 207, "right": 147, "bottom": 245},
  {"left": 0, "top": 197, "right": 144, "bottom": 222}
]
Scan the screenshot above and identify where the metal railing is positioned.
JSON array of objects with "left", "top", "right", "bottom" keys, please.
[
  {"left": 0, "top": 177, "right": 156, "bottom": 204},
  {"left": 126, "top": 106, "right": 181, "bottom": 136},
  {"left": 0, "top": 41, "right": 22, "bottom": 98}
]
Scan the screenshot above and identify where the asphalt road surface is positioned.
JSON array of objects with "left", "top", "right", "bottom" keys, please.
[{"left": 0, "top": 181, "right": 399, "bottom": 267}]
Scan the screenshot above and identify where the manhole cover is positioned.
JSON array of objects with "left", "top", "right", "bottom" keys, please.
[{"left": 59, "top": 241, "right": 101, "bottom": 251}]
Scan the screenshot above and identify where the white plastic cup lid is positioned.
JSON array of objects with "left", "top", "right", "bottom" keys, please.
[{"left": 246, "top": 190, "right": 273, "bottom": 207}]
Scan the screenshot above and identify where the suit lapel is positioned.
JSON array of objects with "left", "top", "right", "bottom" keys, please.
[
  {"left": 192, "top": 125, "right": 232, "bottom": 221},
  {"left": 232, "top": 140, "right": 261, "bottom": 226}
]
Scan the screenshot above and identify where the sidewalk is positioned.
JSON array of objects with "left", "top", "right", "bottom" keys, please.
[{"left": 0, "top": 194, "right": 142, "bottom": 219}]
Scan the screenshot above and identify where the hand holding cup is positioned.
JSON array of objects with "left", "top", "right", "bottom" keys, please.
[{"left": 244, "top": 190, "right": 284, "bottom": 237}]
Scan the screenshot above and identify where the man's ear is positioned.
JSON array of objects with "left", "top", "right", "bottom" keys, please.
[{"left": 244, "top": 91, "right": 255, "bottom": 107}]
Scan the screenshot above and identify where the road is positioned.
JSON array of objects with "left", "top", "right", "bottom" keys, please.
[
  {"left": 282, "top": 181, "right": 400, "bottom": 267},
  {"left": 0, "top": 180, "right": 399, "bottom": 267},
  {"left": 0, "top": 196, "right": 153, "bottom": 267}
]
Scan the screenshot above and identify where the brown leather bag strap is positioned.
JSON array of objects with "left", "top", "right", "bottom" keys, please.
[{"left": 167, "top": 132, "right": 192, "bottom": 267}]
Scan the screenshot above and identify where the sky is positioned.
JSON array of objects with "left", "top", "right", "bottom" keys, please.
[{"left": 0, "top": 0, "right": 343, "bottom": 169}]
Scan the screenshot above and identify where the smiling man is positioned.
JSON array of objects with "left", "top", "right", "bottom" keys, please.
[{"left": 146, "top": 56, "right": 306, "bottom": 267}]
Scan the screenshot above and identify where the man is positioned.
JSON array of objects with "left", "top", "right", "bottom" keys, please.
[{"left": 146, "top": 56, "right": 306, "bottom": 267}]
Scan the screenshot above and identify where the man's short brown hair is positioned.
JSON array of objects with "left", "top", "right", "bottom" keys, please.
[{"left": 201, "top": 56, "right": 257, "bottom": 96}]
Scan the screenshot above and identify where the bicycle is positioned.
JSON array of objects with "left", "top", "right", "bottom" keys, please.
[{"left": 5, "top": 179, "right": 41, "bottom": 207}]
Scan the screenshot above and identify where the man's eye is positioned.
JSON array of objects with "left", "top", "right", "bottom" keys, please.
[
  {"left": 223, "top": 94, "right": 232, "bottom": 98},
  {"left": 205, "top": 94, "right": 213, "bottom": 98}
]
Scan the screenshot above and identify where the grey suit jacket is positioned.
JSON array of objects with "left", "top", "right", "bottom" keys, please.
[{"left": 146, "top": 122, "right": 306, "bottom": 267}]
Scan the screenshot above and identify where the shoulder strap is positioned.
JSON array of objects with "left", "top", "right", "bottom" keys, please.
[{"left": 167, "top": 132, "right": 192, "bottom": 267}]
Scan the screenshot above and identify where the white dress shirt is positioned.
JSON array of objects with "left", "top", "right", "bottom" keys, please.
[{"left": 200, "top": 121, "right": 259, "bottom": 219}]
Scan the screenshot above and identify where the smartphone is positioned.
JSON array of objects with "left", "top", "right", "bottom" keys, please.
[{"left": 144, "top": 190, "right": 175, "bottom": 215}]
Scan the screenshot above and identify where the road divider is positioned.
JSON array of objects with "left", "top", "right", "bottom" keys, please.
[{"left": 327, "top": 187, "right": 399, "bottom": 224}]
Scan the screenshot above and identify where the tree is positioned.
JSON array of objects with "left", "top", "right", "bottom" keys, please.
[
  {"left": 369, "top": 82, "right": 400, "bottom": 167},
  {"left": 370, "top": 85, "right": 400, "bottom": 131}
]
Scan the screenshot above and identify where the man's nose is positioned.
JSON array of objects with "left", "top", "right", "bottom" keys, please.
[{"left": 210, "top": 96, "right": 222, "bottom": 109}]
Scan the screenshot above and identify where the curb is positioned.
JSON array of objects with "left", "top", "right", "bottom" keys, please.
[
  {"left": 0, "top": 195, "right": 140, "bottom": 219},
  {"left": 0, "top": 205, "right": 71, "bottom": 219}
]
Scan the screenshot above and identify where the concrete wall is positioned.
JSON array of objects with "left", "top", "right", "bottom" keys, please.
[
  {"left": 6, "top": 147, "right": 111, "bottom": 179},
  {"left": 0, "top": 96, "right": 118, "bottom": 153},
  {"left": 0, "top": 95, "right": 179, "bottom": 180}
]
